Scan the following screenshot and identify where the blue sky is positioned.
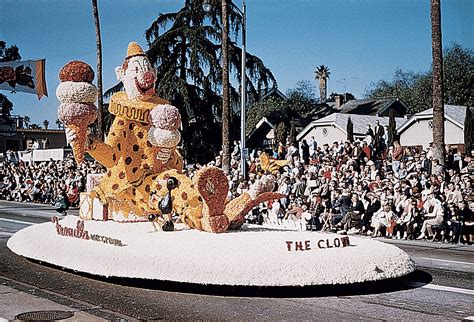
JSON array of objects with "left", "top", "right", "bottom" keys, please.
[{"left": 1, "top": 0, "right": 472, "bottom": 127}]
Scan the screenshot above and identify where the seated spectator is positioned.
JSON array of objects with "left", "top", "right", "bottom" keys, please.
[
  {"left": 336, "top": 193, "right": 365, "bottom": 233},
  {"left": 417, "top": 193, "right": 445, "bottom": 240},
  {"left": 371, "top": 203, "right": 397, "bottom": 237},
  {"left": 459, "top": 201, "right": 473, "bottom": 244}
]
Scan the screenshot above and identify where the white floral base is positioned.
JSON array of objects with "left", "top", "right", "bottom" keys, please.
[{"left": 7, "top": 216, "right": 415, "bottom": 286}]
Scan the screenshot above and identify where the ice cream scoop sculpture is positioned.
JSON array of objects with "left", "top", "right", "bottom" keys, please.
[
  {"left": 56, "top": 61, "right": 98, "bottom": 164},
  {"left": 75, "top": 42, "right": 284, "bottom": 232},
  {"left": 148, "top": 104, "right": 181, "bottom": 162}
]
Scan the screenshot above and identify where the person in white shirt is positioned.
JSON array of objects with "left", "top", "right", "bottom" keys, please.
[{"left": 417, "top": 193, "right": 444, "bottom": 239}]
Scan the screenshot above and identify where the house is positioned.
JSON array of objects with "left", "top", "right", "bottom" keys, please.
[
  {"left": 296, "top": 113, "right": 407, "bottom": 146},
  {"left": 398, "top": 104, "right": 472, "bottom": 151},
  {"left": 339, "top": 97, "right": 408, "bottom": 117},
  {"left": 0, "top": 122, "right": 66, "bottom": 153},
  {"left": 246, "top": 117, "right": 275, "bottom": 152}
]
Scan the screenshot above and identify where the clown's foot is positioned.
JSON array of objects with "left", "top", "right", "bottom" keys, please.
[{"left": 195, "top": 167, "right": 230, "bottom": 233}]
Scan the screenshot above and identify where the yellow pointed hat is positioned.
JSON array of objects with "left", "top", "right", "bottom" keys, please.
[{"left": 126, "top": 42, "right": 146, "bottom": 59}]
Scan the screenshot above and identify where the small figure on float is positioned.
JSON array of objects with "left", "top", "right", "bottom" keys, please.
[{"left": 148, "top": 177, "right": 179, "bottom": 232}]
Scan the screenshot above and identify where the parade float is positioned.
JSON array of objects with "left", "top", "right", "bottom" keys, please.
[{"left": 8, "top": 42, "right": 415, "bottom": 289}]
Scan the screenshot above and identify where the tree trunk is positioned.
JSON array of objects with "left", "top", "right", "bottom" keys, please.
[
  {"left": 221, "top": 0, "right": 230, "bottom": 173},
  {"left": 319, "top": 79, "right": 326, "bottom": 103},
  {"left": 92, "top": 0, "right": 104, "bottom": 141},
  {"left": 465, "top": 106, "right": 473, "bottom": 155},
  {"left": 430, "top": 0, "right": 445, "bottom": 165}
]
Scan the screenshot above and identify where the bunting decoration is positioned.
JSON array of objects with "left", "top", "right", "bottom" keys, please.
[{"left": 0, "top": 59, "right": 48, "bottom": 99}]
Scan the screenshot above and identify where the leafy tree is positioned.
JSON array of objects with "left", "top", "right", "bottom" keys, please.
[
  {"left": 139, "top": 0, "right": 276, "bottom": 163},
  {"left": 274, "top": 121, "right": 287, "bottom": 146},
  {"left": 0, "top": 41, "right": 21, "bottom": 62},
  {"left": 286, "top": 80, "right": 319, "bottom": 118},
  {"left": 0, "top": 94, "right": 13, "bottom": 121},
  {"left": 55, "top": 119, "right": 63, "bottom": 129},
  {"left": 444, "top": 43, "right": 474, "bottom": 107},
  {"left": 365, "top": 69, "right": 432, "bottom": 114},
  {"left": 245, "top": 96, "right": 286, "bottom": 135},
  {"left": 43, "top": 120, "right": 49, "bottom": 130},
  {"left": 0, "top": 41, "right": 21, "bottom": 120},
  {"left": 30, "top": 124, "right": 41, "bottom": 129},
  {"left": 365, "top": 43, "right": 473, "bottom": 114}
]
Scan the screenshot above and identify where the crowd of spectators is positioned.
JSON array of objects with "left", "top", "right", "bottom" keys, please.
[
  {"left": 0, "top": 152, "right": 104, "bottom": 212},
  {"left": 1, "top": 130, "right": 473, "bottom": 244},
  {"left": 221, "top": 134, "right": 473, "bottom": 245}
]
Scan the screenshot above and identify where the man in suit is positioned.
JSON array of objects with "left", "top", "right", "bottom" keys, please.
[
  {"left": 420, "top": 151, "right": 432, "bottom": 175},
  {"left": 373, "top": 120, "right": 385, "bottom": 158}
]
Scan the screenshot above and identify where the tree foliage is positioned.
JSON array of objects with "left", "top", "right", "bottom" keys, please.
[
  {"left": 245, "top": 96, "right": 286, "bottom": 135},
  {"left": 0, "top": 41, "right": 21, "bottom": 62},
  {"left": 138, "top": 0, "right": 276, "bottom": 163},
  {"left": 365, "top": 43, "right": 473, "bottom": 114},
  {"left": 286, "top": 80, "right": 319, "bottom": 118},
  {"left": 0, "top": 41, "right": 21, "bottom": 121}
]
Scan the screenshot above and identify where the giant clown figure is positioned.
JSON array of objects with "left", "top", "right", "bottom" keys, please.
[{"left": 65, "top": 42, "right": 283, "bottom": 233}]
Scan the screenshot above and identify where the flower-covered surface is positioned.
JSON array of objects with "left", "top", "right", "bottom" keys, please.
[
  {"left": 65, "top": 42, "right": 285, "bottom": 232},
  {"left": 7, "top": 216, "right": 416, "bottom": 286},
  {"left": 148, "top": 128, "right": 181, "bottom": 148},
  {"left": 149, "top": 104, "right": 181, "bottom": 130},
  {"left": 57, "top": 61, "right": 98, "bottom": 164},
  {"left": 56, "top": 81, "right": 97, "bottom": 104},
  {"left": 58, "top": 103, "right": 97, "bottom": 126},
  {"left": 59, "top": 60, "right": 95, "bottom": 83}
]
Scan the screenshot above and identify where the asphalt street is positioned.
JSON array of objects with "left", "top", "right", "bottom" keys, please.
[{"left": 0, "top": 200, "right": 473, "bottom": 320}]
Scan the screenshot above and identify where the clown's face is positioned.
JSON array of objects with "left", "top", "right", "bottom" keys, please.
[{"left": 116, "top": 55, "right": 156, "bottom": 100}]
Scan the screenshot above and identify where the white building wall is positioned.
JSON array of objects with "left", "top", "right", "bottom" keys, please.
[
  {"left": 299, "top": 124, "right": 346, "bottom": 146},
  {"left": 399, "top": 119, "right": 464, "bottom": 149}
]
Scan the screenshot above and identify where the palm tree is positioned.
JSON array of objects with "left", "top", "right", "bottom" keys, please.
[
  {"left": 430, "top": 0, "right": 445, "bottom": 165},
  {"left": 55, "top": 118, "right": 63, "bottom": 129},
  {"left": 140, "top": 0, "right": 276, "bottom": 163},
  {"left": 43, "top": 120, "right": 49, "bottom": 130},
  {"left": 23, "top": 115, "right": 30, "bottom": 128},
  {"left": 92, "top": 0, "right": 104, "bottom": 140},
  {"left": 315, "top": 65, "right": 330, "bottom": 103}
]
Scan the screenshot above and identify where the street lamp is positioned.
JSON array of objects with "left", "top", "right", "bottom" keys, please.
[{"left": 203, "top": 0, "right": 247, "bottom": 179}]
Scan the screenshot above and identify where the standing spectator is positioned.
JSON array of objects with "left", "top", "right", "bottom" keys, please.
[
  {"left": 300, "top": 139, "right": 310, "bottom": 164},
  {"left": 373, "top": 120, "right": 385, "bottom": 158},
  {"left": 392, "top": 141, "right": 403, "bottom": 176}
]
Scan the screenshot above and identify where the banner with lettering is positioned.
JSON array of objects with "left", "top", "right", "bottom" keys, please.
[{"left": 0, "top": 59, "right": 48, "bottom": 99}]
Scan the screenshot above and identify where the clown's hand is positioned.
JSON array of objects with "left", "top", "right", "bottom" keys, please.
[{"left": 65, "top": 127, "right": 76, "bottom": 145}]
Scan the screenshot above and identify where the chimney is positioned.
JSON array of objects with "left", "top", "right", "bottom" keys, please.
[{"left": 335, "top": 95, "right": 343, "bottom": 109}]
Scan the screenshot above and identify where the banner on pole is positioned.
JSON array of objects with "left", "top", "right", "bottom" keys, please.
[{"left": 0, "top": 59, "right": 48, "bottom": 99}]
